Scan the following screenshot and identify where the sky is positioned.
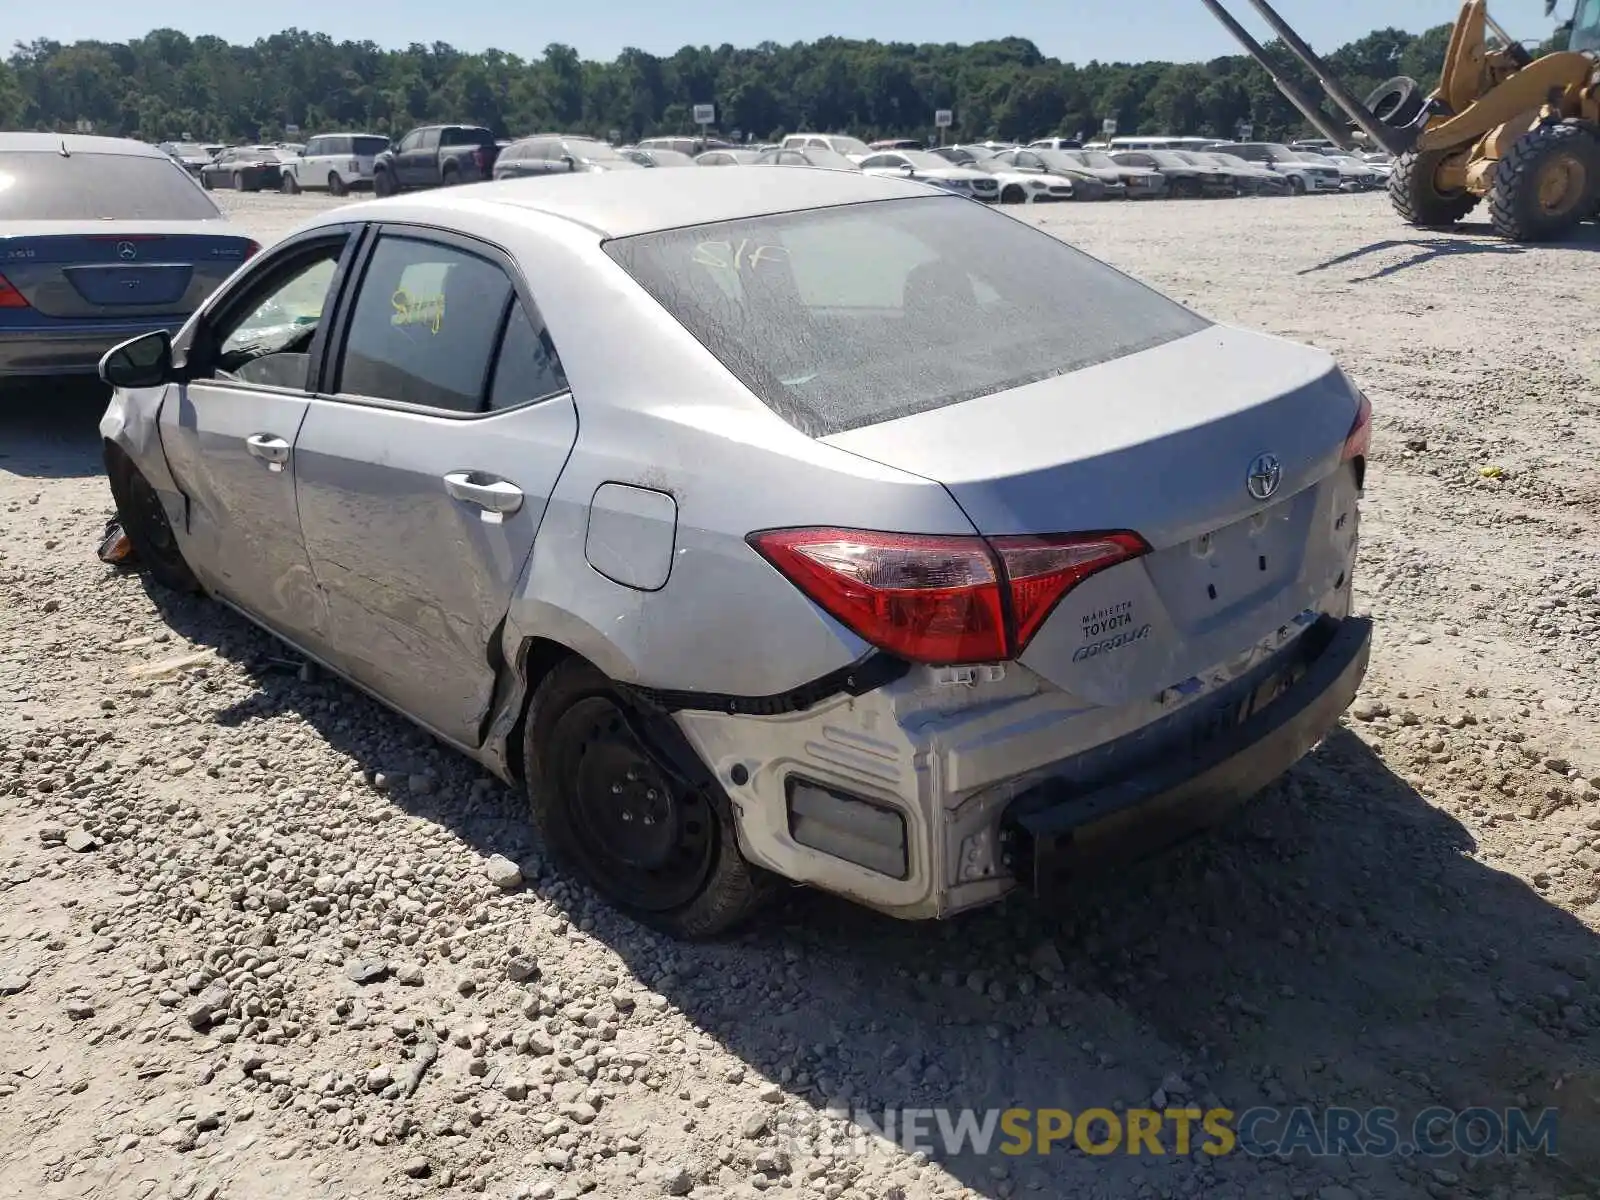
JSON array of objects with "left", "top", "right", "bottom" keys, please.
[{"left": 13, "top": 0, "right": 1564, "bottom": 65}]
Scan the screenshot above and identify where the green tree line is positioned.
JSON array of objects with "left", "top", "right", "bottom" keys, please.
[{"left": 0, "top": 22, "right": 1512, "bottom": 147}]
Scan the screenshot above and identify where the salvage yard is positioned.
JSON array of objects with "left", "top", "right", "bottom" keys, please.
[{"left": 4, "top": 189, "right": 1600, "bottom": 1200}]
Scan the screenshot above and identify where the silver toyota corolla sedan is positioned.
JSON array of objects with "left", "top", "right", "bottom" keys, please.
[{"left": 98, "top": 168, "right": 1372, "bottom": 938}]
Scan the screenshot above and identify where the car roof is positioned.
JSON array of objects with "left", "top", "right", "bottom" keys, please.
[
  {"left": 0, "top": 132, "right": 171, "bottom": 158},
  {"left": 345, "top": 166, "right": 933, "bottom": 239}
]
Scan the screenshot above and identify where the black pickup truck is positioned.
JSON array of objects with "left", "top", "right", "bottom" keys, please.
[{"left": 372, "top": 125, "right": 500, "bottom": 196}]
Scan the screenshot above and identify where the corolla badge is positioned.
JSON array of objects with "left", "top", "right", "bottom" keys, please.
[
  {"left": 1246, "top": 452, "right": 1282, "bottom": 501},
  {"left": 117, "top": 241, "right": 138, "bottom": 260}
]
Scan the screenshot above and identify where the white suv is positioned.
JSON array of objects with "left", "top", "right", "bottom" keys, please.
[
  {"left": 281, "top": 133, "right": 391, "bottom": 195},
  {"left": 780, "top": 133, "right": 874, "bottom": 162}
]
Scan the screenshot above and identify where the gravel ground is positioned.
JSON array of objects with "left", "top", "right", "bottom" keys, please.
[{"left": 3, "top": 189, "right": 1600, "bottom": 1200}]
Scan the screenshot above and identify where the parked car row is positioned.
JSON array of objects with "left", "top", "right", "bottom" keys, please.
[
  {"left": 153, "top": 125, "right": 1390, "bottom": 208},
  {"left": 464, "top": 130, "right": 1375, "bottom": 205}
]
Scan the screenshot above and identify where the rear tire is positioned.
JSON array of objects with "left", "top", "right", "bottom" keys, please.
[
  {"left": 1389, "top": 148, "right": 1480, "bottom": 226},
  {"left": 524, "top": 659, "right": 771, "bottom": 939},
  {"left": 104, "top": 449, "right": 199, "bottom": 595},
  {"left": 1488, "top": 122, "right": 1600, "bottom": 242},
  {"left": 328, "top": 172, "right": 347, "bottom": 197},
  {"left": 442, "top": 166, "right": 460, "bottom": 187},
  {"left": 1000, "top": 184, "right": 1025, "bottom": 204}
]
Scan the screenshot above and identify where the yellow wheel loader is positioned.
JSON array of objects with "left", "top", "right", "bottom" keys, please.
[{"left": 1199, "top": 0, "right": 1600, "bottom": 241}]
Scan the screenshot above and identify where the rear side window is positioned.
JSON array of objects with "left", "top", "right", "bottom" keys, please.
[
  {"left": 444, "top": 127, "right": 495, "bottom": 147},
  {"left": 337, "top": 236, "right": 514, "bottom": 413},
  {"left": 489, "top": 302, "right": 568, "bottom": 410},
  {"left": 605, "top": 196, "right": 1209, "bottom": 437},
  {"left": 0, "top": 151, "right": 221, "bottom": 220}
]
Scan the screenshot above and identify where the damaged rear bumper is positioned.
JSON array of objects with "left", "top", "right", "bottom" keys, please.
[{"left": 1002, "top": 614, "right": 1371, "bottom": 899}]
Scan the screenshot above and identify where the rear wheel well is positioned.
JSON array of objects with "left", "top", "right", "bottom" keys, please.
[{"left": 504, "top": 637, "right": 580, "bottom": 783}]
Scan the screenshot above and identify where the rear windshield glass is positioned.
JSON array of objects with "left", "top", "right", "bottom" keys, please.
[
  {"left": 604, "top": 195, "right": 1208, "bottom": 437},
  {"left": 0, "top": 151, "right": 221, "bottom": 220},
  {"left": 352, "top": 136, "right": 389, "bottom": 156}
]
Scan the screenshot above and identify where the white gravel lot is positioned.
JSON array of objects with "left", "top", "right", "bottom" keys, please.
[{"left": 3, "top": 188, "right": 1600, "bottom": 1200}]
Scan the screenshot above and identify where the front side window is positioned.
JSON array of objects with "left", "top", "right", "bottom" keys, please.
[
  {"left": 420, "top": 129, "right": 441, "bottom": 150},
  {"left": 212, "top": 240, "right": 347, "bottom": 390},
  {"left": 398, "top": 131, "right": 422, "bottom": 152},
  {"left": 337, "top": 236, "right": 514, "bottom": 413},
  {"left": 605, "top": 195, "right": 1208, "bottom": 437}
]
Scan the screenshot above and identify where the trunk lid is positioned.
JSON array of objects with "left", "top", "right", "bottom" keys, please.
[
  {"left": 0, "top": 223, "right": 254, "bottom": 318},
  {"left": 822, "top": 326, "right": 1365, "bottom": 707}
]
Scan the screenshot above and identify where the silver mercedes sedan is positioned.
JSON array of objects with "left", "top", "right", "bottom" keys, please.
[{"left": 99, "top": 168, "right": 1372, "bottom": 938}]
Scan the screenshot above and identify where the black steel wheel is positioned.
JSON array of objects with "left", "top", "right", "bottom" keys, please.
[
  {"left": 560, "top": 695, "right": 714, "bottom": 911},
  {"left": 524, "top": 659, "right": 771, "bottom": 938},
  {"left": 104, "top": 447, "right": 199, "bottom": 594}
]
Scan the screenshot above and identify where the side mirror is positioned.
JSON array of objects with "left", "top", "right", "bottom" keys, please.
[
  {"left": 100, "top": 330, "right": 174, "bottom": 390},
  {"left": 562, "top": 154, "right": 577, "bottom": 171}
]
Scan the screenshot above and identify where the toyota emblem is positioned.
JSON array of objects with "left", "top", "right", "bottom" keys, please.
[
  {"left": 116, "top": 241, "right": 138, "bottom": 260},
  {"left": 1246, "top": 453, "right": 1282, "bottom": 501}
]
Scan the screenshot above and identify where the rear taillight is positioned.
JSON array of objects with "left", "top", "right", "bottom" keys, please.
[
  {"left": 0, "top": 273, "right": 29, "bottom": 309},
  {"left": 748, "top": 527, "right": 1148, "bottom": 666},
  {"left": 243, "top": 241, "right": 261, "bottom": 260},
  {"left": 474, "top": 148, "right": 489, "bottom": 171},
  {"left": 1342, "top": 392, "right": 1372, "bottom": 461}
]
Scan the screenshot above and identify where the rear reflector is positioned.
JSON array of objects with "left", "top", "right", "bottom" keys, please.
[
  {"left": 786, "top": 777, "right": 909, "bottom": 879},
  {"left": 748, "top": 526, "right": 1148, "bottom": 666},
  {"left": 1342, "top": 392, "right": 1372, "bottom": 462},
  {"left": 0, "top": 273, "right": 28, "bottom": 309}
]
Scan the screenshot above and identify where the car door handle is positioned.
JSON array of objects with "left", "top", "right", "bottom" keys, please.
[
  {"left": 245, "top": 434, "right": 291, "bottom": 471},
  {"left": 443, "top": 471, "right": 524, "bottom": 522}
]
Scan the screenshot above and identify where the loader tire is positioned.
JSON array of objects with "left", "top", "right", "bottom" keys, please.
[
  {"left": 1365, "top": 76, "right": 1424, "bottom": 130},
  {"left": 1489, "top": 122, "right": 1600, "bottom": 242},
  {"left": 1388, "top": 149, "right": 1479, "bottom": 227}
]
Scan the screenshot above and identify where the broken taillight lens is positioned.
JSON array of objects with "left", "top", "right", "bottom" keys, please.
[
  {"left": 1342, "top": 392, "right": 1372, "bottom": 462},
  {"left": 748, "top": 527, "right": 1148, "bottom": 666},
  {"left": 0, "top": 273, "right": 29, "bottom": 309}
]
